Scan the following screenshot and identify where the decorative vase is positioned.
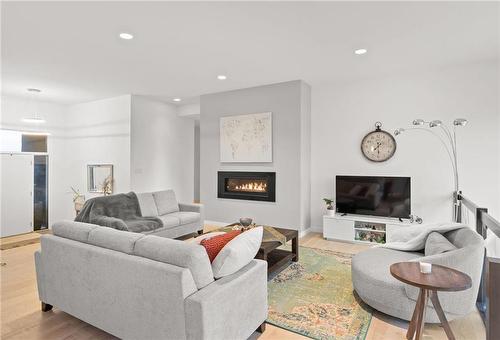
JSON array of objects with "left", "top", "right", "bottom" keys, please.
[{"left": 326, "top": 209, "right": 335, "bottom": 216}]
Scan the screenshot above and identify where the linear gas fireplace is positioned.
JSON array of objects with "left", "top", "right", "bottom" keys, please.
[{"left": 218, "top": 171, "right": 276, "bottom": 202}]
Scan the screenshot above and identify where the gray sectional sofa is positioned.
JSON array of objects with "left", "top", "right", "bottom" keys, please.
[
  {"left": 136, "top": 190, "right": 204, "bottom": 238},
  {"left": 35, "top": 221, "right": 268, "bottom": 340},
  {"left": 352, "top": 227, "right": 484, "bottom": 323}
]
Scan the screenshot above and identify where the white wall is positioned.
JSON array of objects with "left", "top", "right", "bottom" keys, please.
[
  {"left": 310, "top": 61, "right": 499, "bottom": 229},
  {"left": 1, "top": 95, "right": 132, "bottom": 225},
  {"left": 130, "top": 95, "right": 194, "bottom": 203},
  {"left": 200, "top": 80, "right": 311, "bottom": 231},
  {"left": 62, "top": 95, "right": 132, "bottom": 219}
]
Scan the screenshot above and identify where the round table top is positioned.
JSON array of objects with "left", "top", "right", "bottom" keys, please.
[{"left": 390, "top": 262, "right": 472, "bottom": 292}]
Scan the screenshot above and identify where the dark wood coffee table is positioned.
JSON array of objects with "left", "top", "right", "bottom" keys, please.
[
  {"left": 226, "top": 224, "right": 299, "bottom": 275},
  {"left": 390, "top": 262, "right": 472, "bottom": 340}
]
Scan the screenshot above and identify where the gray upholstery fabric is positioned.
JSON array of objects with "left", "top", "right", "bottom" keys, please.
[
  {"left": 35, "top": 221, "right": 267, "bottom": 340},
  {"left": 136, "top": 192, "right": 159, "bottom": 217},
  {"left": 134, "top": 235, "right": 214, "bottom": 289},
  {"left": 352, "top": 227, "right": 484, "bottom": 323},
  {"left": 153, "top": 190, "right": 180, "bottom": 215},
  {"left": 169, "top": 212, "right": 200, "bottom": 225},
  {"left": 185, "top": 260, "right": 268, "bottom": 340},
  {"left": 52, "top": 220, "right": 98, "bottom": 242},
  {"left": 38, "top": 235, "right": 197, "bottom": 340},
  {"left": 179, "top": 202, "right": 204, "bottom": 214},
  {"left": 352, "top": 248, "right": 425, "bottom": 321},
  {"left": 88, "top": 227, "right": 144, "bottom": 254},
  {"left": 158, "top": 214, "right": 182, "bottom": 229},
  {"left": 425, "top": 232, "right": 457, "bottom": 256},
  {"left": 144, "top": 222, "right": 202, "bottom": 239}
]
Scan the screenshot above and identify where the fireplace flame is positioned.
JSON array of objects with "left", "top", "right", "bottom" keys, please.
[{"left": 227, "top": 181, "right": 267, "bottom": 193}]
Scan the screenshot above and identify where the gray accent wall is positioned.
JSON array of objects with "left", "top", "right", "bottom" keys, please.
[{"left": 200, "top": 80, "right": 311, "bottom": 231}]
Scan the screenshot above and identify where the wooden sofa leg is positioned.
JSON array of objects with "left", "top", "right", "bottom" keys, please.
[
  {"left": 41, "top": 302, "right": 53, "bottom": 312},
  {"left": 256, "top": 322, "right": 266, "bottom": 333}
]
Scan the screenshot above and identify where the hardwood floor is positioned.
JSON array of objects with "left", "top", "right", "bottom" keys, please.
[
  {"left": 0, "top": 230, "right": 49, "bottom": 251},
  {"left": 0, "top": 232, "right": 485, "bottom": 340}
]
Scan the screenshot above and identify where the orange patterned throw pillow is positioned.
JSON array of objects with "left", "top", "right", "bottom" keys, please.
[{"left": 200, "top": 230, "right": 242, "bottom": 262}]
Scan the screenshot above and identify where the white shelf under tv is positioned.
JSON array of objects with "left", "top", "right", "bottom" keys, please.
[{"left": 323, "top": 213, "right": 413, "bottom": 245}]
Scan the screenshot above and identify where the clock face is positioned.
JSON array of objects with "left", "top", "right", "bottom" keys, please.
[{"left": 361, "top": 130, "right": 396, "bottom": 162}]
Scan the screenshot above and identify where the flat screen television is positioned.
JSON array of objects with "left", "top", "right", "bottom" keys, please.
[{"left": 335, "top": 176, "right": 411, "bottom": 218}]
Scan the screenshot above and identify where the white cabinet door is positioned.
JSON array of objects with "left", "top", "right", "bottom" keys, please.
[
  {"left": 0, "top": 154, "right": 33, "bottom": 237},
  {"left": 323, "top": 217, "right": 354, "bottom": 241}
]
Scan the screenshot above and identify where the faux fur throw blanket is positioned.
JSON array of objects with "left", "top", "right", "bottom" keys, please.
[
  {"left": 382, "top": 222, "right": 467, "bottom": 252},
  {"left": 75, "top": 192, "right": 162, "bottom": 233}
]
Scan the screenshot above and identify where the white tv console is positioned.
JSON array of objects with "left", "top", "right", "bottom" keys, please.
[{"left": 323, "top": 214, "right": 413, "bottom": 244}]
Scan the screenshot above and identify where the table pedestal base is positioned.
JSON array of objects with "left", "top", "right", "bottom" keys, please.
[{"left": 406, "top": 289, "right": 455, "bottom": 340}]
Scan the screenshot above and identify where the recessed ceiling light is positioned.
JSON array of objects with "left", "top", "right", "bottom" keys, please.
[
  {"left": 217, "top": 75, "right": 227, "bottom": 80},
  {"left": 22, "top": 131, "right": 51, "bottom": 136},
  {"left": 173, "top": 98, "right": 181, "bottom": 102},
  {"left": 23, "top": 88, "right": 45, "bottom": 123},
  {"left": 119, "top": 33, "right": 134, "bottom": 40},
  {"left": 23, "top": 117, "right": 46, "bottom": 124},
  {"left": 354, "top": 48, "right": 368, "bottom": 55}
]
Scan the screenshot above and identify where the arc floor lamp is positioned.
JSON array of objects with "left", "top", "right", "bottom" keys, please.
[{"left": 394, "top": 118, "right": 468, "bottom": 222}]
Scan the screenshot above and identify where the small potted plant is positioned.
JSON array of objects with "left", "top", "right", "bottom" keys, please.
[
  {"left": 71, "top": 187, "right": 85, "bottom": 216},
  {"left": 323, "top": 198, "right": 335, "bottom": 216}
]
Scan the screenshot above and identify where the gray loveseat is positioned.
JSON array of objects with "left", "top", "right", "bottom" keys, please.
[
  {"left": 76, "top": 189, "right": 204, "bottom": 239},
  {"left": 35, "top": 221, "right": 268, "bottom": 340},
  {"left": 136, "top": 190, "right": 204, "bottom": 238},
  {"left": 352, "top": 227, "right": 484, "bottom": 323}
]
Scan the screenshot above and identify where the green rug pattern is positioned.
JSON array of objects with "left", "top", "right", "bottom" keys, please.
[{"left": 267, "top": 247, "right": 372, "bottom": 340}]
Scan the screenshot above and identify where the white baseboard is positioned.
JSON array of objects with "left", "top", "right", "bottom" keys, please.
[
  {"left": 309, "top": 225, "right": 323, "bottom": 233},
  {"left": 299, "top": 226, "right": 322, "bottom": 238}
]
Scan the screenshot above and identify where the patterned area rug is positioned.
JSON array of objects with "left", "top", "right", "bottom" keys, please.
[{"left": 267, "top": 246, "right": 372, "bottom": 340}]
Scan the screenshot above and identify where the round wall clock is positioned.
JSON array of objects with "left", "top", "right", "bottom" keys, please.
[{"left": 361, "top": 122, "right": 396, "bottom": 162}]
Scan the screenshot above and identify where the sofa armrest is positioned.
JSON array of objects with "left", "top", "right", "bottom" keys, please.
[
  {"left": 185, "top": 259, "right": 268, "bottom": 340},
  {"left": 179, "top": 202, "right": 203, "bottom": 213},
  {"left": 179, "top": 203, "right": 204, "bottom": 225}
]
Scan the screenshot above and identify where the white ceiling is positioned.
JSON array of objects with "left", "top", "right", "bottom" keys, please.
[{"left": 2, "top": 1, "right": 498, "bottom": 105}]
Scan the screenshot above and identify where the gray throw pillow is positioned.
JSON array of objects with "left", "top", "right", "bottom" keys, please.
[{"left": 425, "top": 232, "right": 457, "bottom": 256}]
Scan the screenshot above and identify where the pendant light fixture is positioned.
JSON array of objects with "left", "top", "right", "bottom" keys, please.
[{"left": 22, "top": 88, "right": 46, "bottom": 124}]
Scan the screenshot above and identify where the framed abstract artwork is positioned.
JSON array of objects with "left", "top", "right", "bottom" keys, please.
[{"left": 220, "top": 112, "right": 272, "bottom": 162}]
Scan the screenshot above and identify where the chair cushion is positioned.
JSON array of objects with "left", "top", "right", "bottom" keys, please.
[
  {"left": 425, "top": 232, "right": 457, "bottom": 256},
  {"left": 136, "top": 192, "right": 159, "bottom": 217},
  {"left": 211, "top": 227, "right": 263, "bottom": 279},
  {"left": 168, "top": 212, "right": 200, "bottom": 225},
  {"left": 134, "top": 235, "right": 214, "bottom": 289},
  {"left": 352, "top": 247, "right": 424, "bottom": 321},
  {"left": 201, "top": 230, "right": 242, "bottom": 262},
  {"left": 153, "top": 190, "right": 179, "bottom": 215},
  {"left": 158, "top": 215, "right": 181, "bottom": 229}
]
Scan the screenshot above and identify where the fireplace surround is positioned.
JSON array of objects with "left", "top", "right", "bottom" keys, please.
[{"left": 218, "top": 171, "right": 276, "bottom": 202}]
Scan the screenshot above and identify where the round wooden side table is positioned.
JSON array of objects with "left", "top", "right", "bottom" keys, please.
[{"left": 390, "top": 262, "right": 472, "bottom": 340}]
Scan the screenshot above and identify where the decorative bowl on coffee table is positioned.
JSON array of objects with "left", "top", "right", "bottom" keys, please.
[{"left": 239, "top": 217, "right": 253, "bottom": 227}]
